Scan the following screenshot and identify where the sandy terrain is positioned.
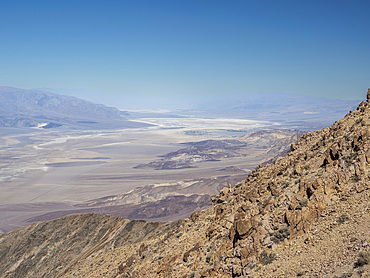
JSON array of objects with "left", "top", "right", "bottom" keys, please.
[{"left": 0, "top": 117, "right": 280, "bottom": 232}]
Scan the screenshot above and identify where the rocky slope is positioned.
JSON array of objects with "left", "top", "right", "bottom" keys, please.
[
  {"left": 0, "top": 214, "right": 176, "bottom": 278},
  {"left": 1, "top": 90, "right": 369, "bottom": 277}
]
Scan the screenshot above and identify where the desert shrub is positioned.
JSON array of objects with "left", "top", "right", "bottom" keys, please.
[
  {"left": 352, "top": 175, "right": 361, "bottom": 182},
  {"left": 355, "top": 118, "right": 363, "bottom": 125},
  {"left": 123, "top": 220, "right": 136, "bottom": 232},
  {"left": 271, "top": 226, "right": 290, "bottom": 243},
  {"left": 235, "top": 182, "right": 243, "bottom": 188},
  {"left": 282, "top": 181, "right": 290, "bottom": 189},
  {"left": 355, "top": 118, "right": 367, "bottom": 126},
  {"left": 354, "top": 251, "right": 370, "bottom": 267},
  {"left": 296, "top": 198, "right": 308, "bottom": 210},
  {"left": 317, "top": 168, "right": 324, "bottom": 176},
  {"left": 357, "top": 269, "right": 365, "bottom": 276},
  {"left": 344, "top": 156, "right": 353, "bottom": 165},
  {"left": 337, "top": 214, "right": 349, "bottom": 224},
  {"left": 344, "top": 153, "right": 357, "bottom": 166},
  {"left": 259, "top": 251, "right": 276, "bottom": 265}
]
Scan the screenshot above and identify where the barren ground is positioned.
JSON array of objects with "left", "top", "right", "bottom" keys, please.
[{"left": 0, "top": 116, "right": 286, "bottom": 233}]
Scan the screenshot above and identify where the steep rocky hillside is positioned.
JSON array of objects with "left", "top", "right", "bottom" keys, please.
[
  {"left": 1, "top": 90, "right": 369, "bottom": 277},
  {"left": 0, "top": 214, "right": 175, "bottom": 278}
]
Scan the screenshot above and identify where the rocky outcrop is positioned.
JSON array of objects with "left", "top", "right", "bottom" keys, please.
[{"left": 1, "top": 90, "right": 370, "bottom": 277}]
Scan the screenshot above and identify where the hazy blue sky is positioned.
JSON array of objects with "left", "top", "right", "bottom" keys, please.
[{"left": 0, "top": 0, "right": 369, "bottom": 100}]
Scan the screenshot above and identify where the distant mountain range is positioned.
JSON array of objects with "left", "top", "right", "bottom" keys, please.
[
  {"left": 187, "top": 92, "right": 361, "bottom": 129},
  {"left": 0, "top": 86, "right": 361, "bottom": 130},
  {"left": 43, "top": 88, "right": 360, "bottom": 130},
  {"left": 0, "top": 86, "right": 149, "bottom": 129}
]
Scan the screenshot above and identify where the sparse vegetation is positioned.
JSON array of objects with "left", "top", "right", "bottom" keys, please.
[
  {"left": 337, "top": 214, "right": 349, "bottom": 224},
  {"left": 259, "top": 251, "right": 276, "bottom": 265},
  {"left": 271, "top": 226, "right": 290, "bottom": 243},
  {"left": 354, "top": 251, "right": 370, "bottom": 268},
  {"left": 317, "top": 168, "right": 324, "bottom": 176},
  {"left": 282, "top": 181, "right": 290, "bottom": 189},
  {"left": 352, "top": 175, "right": 361, "bottom": 183},
  {"left": 344, "top": 153, "right": 357, "bottom": 165},
  {"left": 296, "top": 198, "right": 308, "bottom": 210},
  {"left": 355, "top": 117, "right": 367, "bottom": 126}
]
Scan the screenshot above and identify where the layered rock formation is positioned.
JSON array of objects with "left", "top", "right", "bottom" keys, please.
[{"left": 1, "top": 90, "right": 370, "bottom": 277}]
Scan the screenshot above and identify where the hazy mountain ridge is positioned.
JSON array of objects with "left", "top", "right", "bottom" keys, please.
[
  {"left": 34, "top": 88, "right": 360, "bottom": 130},
  {"left": 0, "top": 90, "right": 369, "bottom": 277},
  {"left": 0, "top": 86, "right": 148, "bottom": 129},
  {"left": 191, "top": 92, "right": 361, "bottom": 129}
]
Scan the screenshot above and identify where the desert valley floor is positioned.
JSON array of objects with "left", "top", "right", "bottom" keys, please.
[{"left": 0, "top": 116, "right": 294, "bottom": 233}]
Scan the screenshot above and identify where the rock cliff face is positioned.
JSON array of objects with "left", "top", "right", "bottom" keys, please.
[{"left": 1, "top": 91, "right": 370, "bottom": 277}]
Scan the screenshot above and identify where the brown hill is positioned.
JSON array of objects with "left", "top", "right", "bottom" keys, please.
[{"left": 1, "top": 90, "right": 370, "bottom": 278}]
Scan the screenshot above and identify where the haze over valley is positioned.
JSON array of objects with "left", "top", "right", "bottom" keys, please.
[{"left": 0, "top": 87, "right": 360, "bottom": 233}]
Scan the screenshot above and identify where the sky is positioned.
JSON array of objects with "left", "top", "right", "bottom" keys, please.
[{"left": 0, "top": 0, "right": 369, "bottom": 100}]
